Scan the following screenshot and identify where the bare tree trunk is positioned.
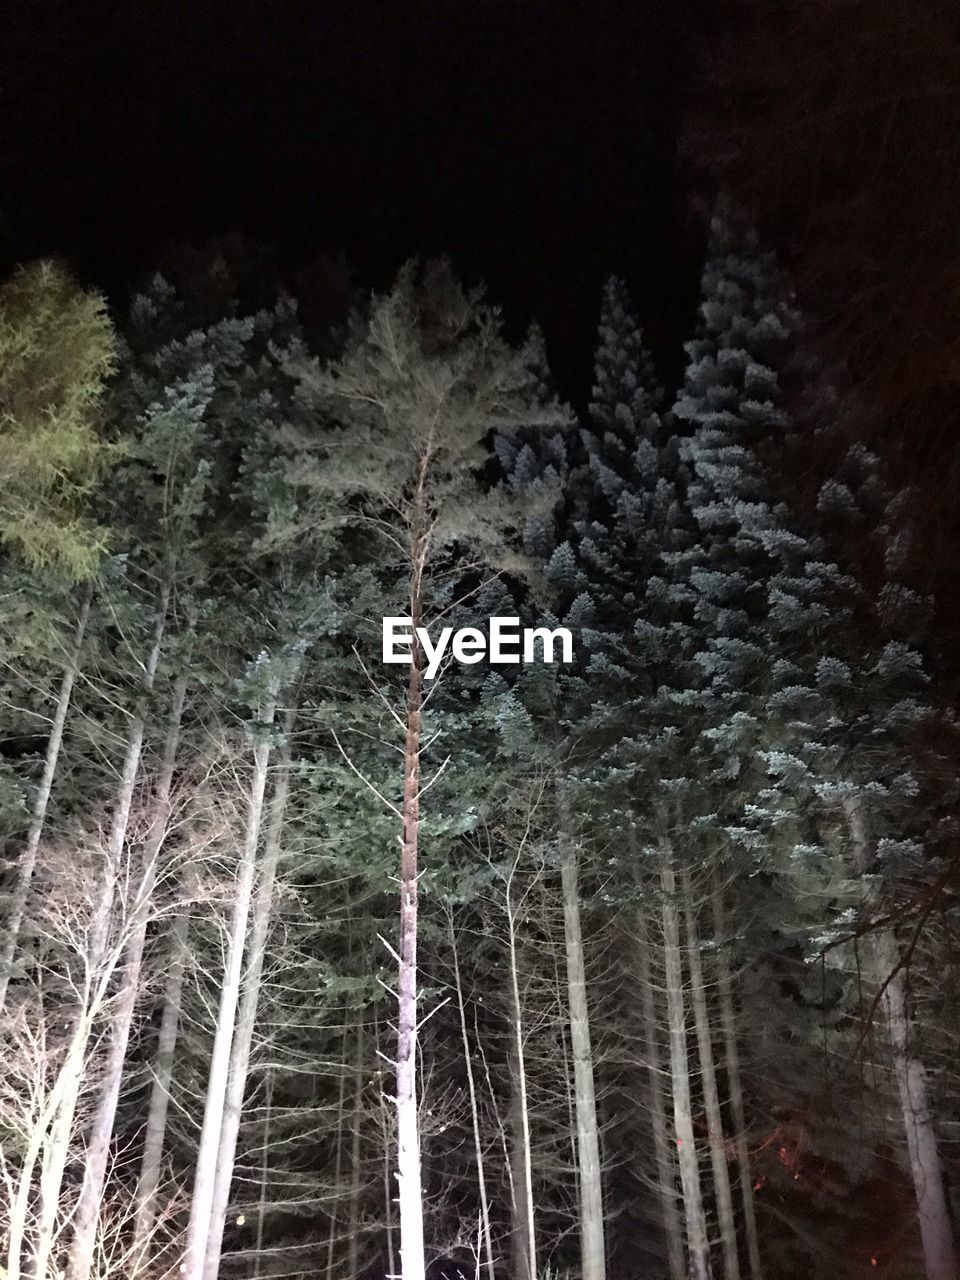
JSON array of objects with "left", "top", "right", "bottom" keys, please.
[
  {"left": 31, "top": 590, "right": 168, "bottom": 1280},
  {"left": 448, "top": 913, "right": 495, "bottom": 1280},
  {"left": 552, "top": 946, "right": 579, "bottom": 1214},
  {"left": 132, "top": 876, "right": 192, "bottom": 1255},
  {"left": 0, "top": 588, "right": 91, "bottom": 1014},
  {"left": 67, "top": 680, "right": 187, "bottom": 1280},
  {"left": 201, "top": 707, "right": 294, "bottom": 1280},
  {"left": 638, "top": 913, "right": 685, "bottom": 1280},
  {"left": 559, "top": 837, "right": 606, "bottom": 1280},
  {"left": 505, "top": 856, "right": 537, "bottom": 1280},
  {"left": 347, "top": 1016, "right": 364, "bottom": 1280},
  {"left": 180, "top": 692, "right": 277, "bottom": 1280},
  {"left": 711, "top": 883, "right": 763, "bottom": 1280},
  {"left": 376, "top": 1002, "right": 397, "bottom": 1280},
  {"left": 682, "top": 866, "right": 740, "bottom": 1280},
  {"left": 395, "top": 571, "right": 426, "bottom": 1280},
  {"left": 508, "top": 1040, "right": 533, "bottom": 1280},
  {"left": 325, "top": 1030, "right": 349, "bottom": 1280},
  {"left": 659, "top": 841, "right": 711, "bottom": 1280},
  {"left": 843, "top": 797, "right": 957, "bottom": 1280},
  {"left": 252, "top": 1069, "right": 273, "bottom": 1280}
]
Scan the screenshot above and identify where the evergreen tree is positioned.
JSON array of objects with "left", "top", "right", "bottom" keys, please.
[
  {"left": 282, "top": 258, "right": 564, "bottom": 1280},
  {"left": 0, "top": 261, "right": 117, "bottom": 579}
]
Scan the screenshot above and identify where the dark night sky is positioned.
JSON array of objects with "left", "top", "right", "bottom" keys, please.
[{"left": 1, "top": 1, "right": 707, "bottom": 400}]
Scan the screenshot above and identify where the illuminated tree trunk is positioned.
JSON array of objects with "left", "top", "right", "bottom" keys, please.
[
  {"left": 711, "top": 884, "right": 763, "bottom": 1280},
  {"left": 132, "top": 877, "right": 191, "bottom": 1256},
  {"left": 0, "top": 587, "right": 91, "bottom": 1014},
  {"left": 506, "top": 854, "right": 537, "bottom": 1280},
  {"left": 638, "top": 915, "right": 685, "bottom": 1280},
  {"left": 449, "top": 915, "right": 495, "bottom": 1280},
  {"left": 659, "top": 840, "right": 711, "bottom": 1280},
  {"left": 325, "top": 1032, "right": 349, "bottom": 1280},
  {"left": 180, "top": 692, "right": 277, "bottom": 1280},
  {"left": 67, "top": 679, "right": 187, "bottom": 1280},
  {"left": 682, "top": 866, "right": 740, "bottom": 1280},
  {"left": 252, "top": 1069, "right": 273, "bottom": 1280},
  {"left": 201, "top": 707, "right": 294, "bottom": 1280},
  {"left": 559, "top": 834, "right": 606, "bottom": 1280},
  {"left": 844, "top": 797, "right": 957, "bottom": 1280},
  {"left": 395, "top": 621, "right": 426, "bottom": 1280},
  {"left": 347, "top": 1017, "right": 365, "bottom": 1280}
]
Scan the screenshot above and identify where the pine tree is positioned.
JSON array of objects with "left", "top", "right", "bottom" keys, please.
[{"left": 283, "top": 259, "right": 565, "bottom": 1280}]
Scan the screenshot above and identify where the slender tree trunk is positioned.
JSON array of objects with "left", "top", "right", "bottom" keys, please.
[
  {"left": 659, "top": 840, "right": 711, "bottom": 1280},
  {"left": 395, "top": 554, "right": 426, "bottom": 1280},
  {"left": 711, "top": 883, "right": 763, "bottom": 1280},
  {"left": 180, "top": 692, "right": 277, "bottom": 1280},
  {"left": 682, "top": 866, "right": 740, "bottom": 1280},
  {"left": 552, "top": 947, "right": 580, "bottom": 1212},
  {"left": 0, "top": 588, "right": 91, "bottom": 1013},
  {"left": 508, "top": 1039, "right": 533, "bottom": 1280},
  {"left": 67, "top": 680, "right": 187, "bottom": 1280},
  {"left": 448, "top": 914, "right": 496, "bottom": 1280},
  {"left": 843, "top": 797, "right": 957, "bottom": 1280},
  {"left": 375, "top": 1007, "right": 397, "bottom": 1280},
  {"left": 348, "top": 1015, "right": 364, "bottom": 1280},
  {"left": 132, "top": 876, "right": 192, "bottom": 1257},
  {"left": 638, "top": 913, "right": 685, "bottom": 1280},
  {"left": 200, "top": 706, "right": 294, "bottom": 1280},
  {"left": 325, "top": 1030, "right": 349, "bottom": 1280},
  {"left": 31, "top": 590, "right": 168, "bottom": 1280},
  {"left": 252, "top": 1069, "right": 273, "bottom": 1280},
  {"left": 559, "top": 837, "right": 606, "bottom": 1280},
  {"left": 505, "top": 859, "right": 537, "bottom": 1280}
]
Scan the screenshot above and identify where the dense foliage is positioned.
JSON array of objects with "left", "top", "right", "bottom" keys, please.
[{"left": 1, "top": 220, "right": 958, "bottom": 1280}]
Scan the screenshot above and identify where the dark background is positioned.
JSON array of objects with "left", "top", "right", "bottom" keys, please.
[
  {"left": 4, "top": 0, "right": 958, "bottom": 615},
  {"left": 1, "top": 0, "right": 709, "bottom": 403}
]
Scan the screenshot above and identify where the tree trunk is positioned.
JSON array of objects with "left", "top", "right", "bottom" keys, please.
[
  {"left": 180, "top": 693, "right": 277, "bottom": 1280},
  {"left": 682, "top": 866, "right": 740, "bottom": 1280},
  {"left": 396, "top": 593, "right": 426, "bottom": 1280},
  {"left": 132, "top": 876, "right": 192, "bottom": 1257},
  {"left": 882, "top": 953, "right": 957, "bottom": 1280},
  {"left": 559, "top": 839, "right": 606, "bottom": 1280},
  {"left": 505, "top": 856, "right": 537, "bottom": 1280},
  {"left": 348, "top": 1015, "right": 365, "bottom": 1280},
  {"left": 448, "top": 913, "right": 495, "bottom": 1280},
  {"left": 325, "top": 1030, "right": 349, "bottom": 1280},
  {"left": 508, "top": 1039, "right": 533, "bottom": 1280},
  {"left": 659, "top": 841, "right": 711, "bottom": 1280},
  {"left": 67, "top": 680, "right": 187, "bottom": 1280},
  {"left": 199, "top": 704, "right": 293, "bottom": 1280},
  {"left": 638, "top": 913, "right": 686, "bottom": 1280},
  {"left": 711, "top": 883, "right": 763, "bottom": 1280},
  {"left": 252, "top": 1069, "right": 273, "bottom": 1280},
  {"left": 843, "top": 797, "right": 957, "bottom": 1280},
  {"left": 0, "top": 587, "right": 91, "bottom": 1013}
]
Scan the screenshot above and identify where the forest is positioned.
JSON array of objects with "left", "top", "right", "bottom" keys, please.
[{"left": 1, "top": 196, "right": 959, "bottom": 1280}]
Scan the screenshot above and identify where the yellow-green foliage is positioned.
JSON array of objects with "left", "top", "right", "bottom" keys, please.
[{"left": 0, "top": 259, "right": 117, "bottom": 579}]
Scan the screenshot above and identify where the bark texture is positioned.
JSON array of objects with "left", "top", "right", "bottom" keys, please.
[
  {"left": 659, "top": 841, "right": 711, "bottom": 1280},
  {"left": 180, "top": 695, "right": 277, "bottom": 1280}
]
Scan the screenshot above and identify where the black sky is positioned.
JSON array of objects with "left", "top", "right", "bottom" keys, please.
[{"left": 2, "top": 1, "right": 706, "bottom": 399}]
